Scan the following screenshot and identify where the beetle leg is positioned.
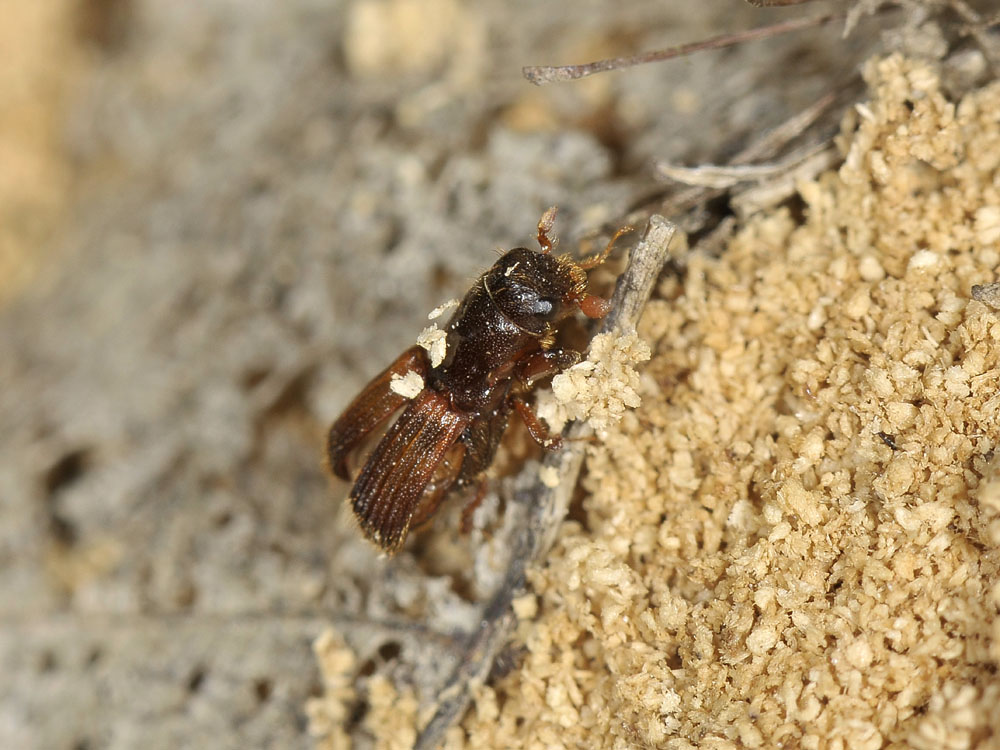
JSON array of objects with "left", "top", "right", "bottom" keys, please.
[
  {"left": 516, "top": 348, "right": 580, "bottom": 387},
  {"left": 578, "top": 224, "right": 633, "bottom": 270},
  {"left": 327, "top": 345, "right": 430, "bottom": 480},
  {"left": 453, "top": 408, "right": 510, "bottom": 483},
  {"left": 513, "top": 396, "right": 561, "bottom": 450}
]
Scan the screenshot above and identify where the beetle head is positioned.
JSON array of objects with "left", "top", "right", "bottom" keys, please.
[{"left": 485, "top": 248, "right": 586, "bottom": 336}]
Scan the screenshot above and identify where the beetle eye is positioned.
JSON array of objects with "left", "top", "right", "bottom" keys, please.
[{"left": 533, "top": 296, "right": 558, "bottom": 320}]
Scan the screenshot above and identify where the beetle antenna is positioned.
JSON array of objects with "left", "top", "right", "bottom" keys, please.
[
  {"left": 536, "top": 206, "right": 559, "bottom": 254},
  {"left": 578, "top": 224, "right": 633, "bottom": 270}
]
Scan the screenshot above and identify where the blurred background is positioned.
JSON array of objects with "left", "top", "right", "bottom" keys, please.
[{"left": 0, "top": 0, "right": 887, "bottom": 747}]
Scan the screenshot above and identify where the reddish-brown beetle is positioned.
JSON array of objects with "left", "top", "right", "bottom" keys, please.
[{"left": 328, "top": 208, "right": 630, "bottom": 553}]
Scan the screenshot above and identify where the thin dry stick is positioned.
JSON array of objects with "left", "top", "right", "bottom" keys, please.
[
  {"left": 656, "top": 141, "right": 835, "bottom": 189},
  {"left": 523, "top": 13, "right": 843, "bottom": 85},
  {"left": 730, "top": 145, "right": 839, "bottom": 215},
  {"left": 639, "top": 85, "right": 850, "bottom": 229},
  {"left": 746, "top": 0, "right": 816, "bottom": 6},
  {"left": 728, "top": 89, "right": 839, "bottom": 165},
  {"left": 613, "top": 85, "right": 846, "bottom": 231},
  {"left": 412, "top": 216, "right": 676, "bottom": 750}
]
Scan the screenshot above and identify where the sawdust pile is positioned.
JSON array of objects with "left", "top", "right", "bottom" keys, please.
[
  {"left": 458, "top": 54, "right": 1000, "bottom": 750},
  {"left": 313, "top": 54, "right": 1000, "bottom": 749},
  {"left": 537, "top": 331, "right": 652, "bottom": 436}
]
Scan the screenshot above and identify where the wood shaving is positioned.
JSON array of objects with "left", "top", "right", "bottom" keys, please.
[
  {"left": 389, "top": 370, "right": 424, "bottom": 398},
  {"left": 428, "top": 299, "right": 460, "bottom": 320},
  {"left": 538, "top": 465, "right": 561, "bottom": 489},
  {"left": 305, "top": 629, "right": 356, "bottom": 750},
  {"left": 417, "top": 324, "right": 448, "bottom": 367},
  {"left": 535, "top": 331, "right": 651, "bottom": 435},
  {"left": 365, "top": 675, "right": 420, "bottom": 750}
]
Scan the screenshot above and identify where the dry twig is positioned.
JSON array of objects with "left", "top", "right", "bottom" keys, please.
[
  {"left": 523, "top": 13, "right": 844, "bottom": 85},
  {"left": 640, "top": 86, "right": 851, "bottom": 229},
  {"left": 655, "top": 141, "right": 835, "bottom": 190}
]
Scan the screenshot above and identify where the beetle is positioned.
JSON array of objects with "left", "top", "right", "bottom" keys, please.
[{"left": 328, "top": 207, "right": 630, "bottom": 553}]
